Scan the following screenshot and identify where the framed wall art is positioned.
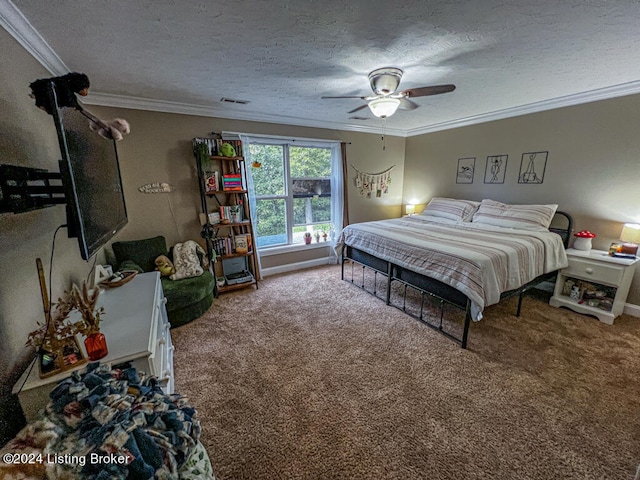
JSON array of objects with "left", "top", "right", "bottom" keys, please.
[
  {"left": 456, "top": 157, "right": 475, "bottom": 184},
  {"left": 484, "top": 155, "right": 508, "bottom": 184},
  {"left": 518, "top": 151, "right": 548, "bottom": 184}
]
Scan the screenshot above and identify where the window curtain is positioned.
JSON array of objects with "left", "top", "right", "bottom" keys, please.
[
  {"left": 340, "top": 142, "right": 349, "bottom": 228},
  {"left": 329, "top": 142, "right": 344, "bottom": 264},
  {"left": 238, "top": 134, "right": 262, "bottom": 277}
]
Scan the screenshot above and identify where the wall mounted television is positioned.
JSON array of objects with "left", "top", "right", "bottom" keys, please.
[{"left": 50, "top": 84, "right": 128, "bottom": 260}]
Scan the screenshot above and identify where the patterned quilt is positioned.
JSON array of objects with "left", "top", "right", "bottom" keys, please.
[
  {"left": 337, "top": 216, "right": 568, "bottom": 320},
  {"left": 1, "top": 363, "right": 214, "bottom": 479}
]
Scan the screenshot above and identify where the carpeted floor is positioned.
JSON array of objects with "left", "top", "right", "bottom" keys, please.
[{"left": 171, "top": 264, "right": 640, "bottom": 480}]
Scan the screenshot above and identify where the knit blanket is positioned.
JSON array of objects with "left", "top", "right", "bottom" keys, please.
[{"left": 0, "top": 363, "right": 214, "bottom": 479}]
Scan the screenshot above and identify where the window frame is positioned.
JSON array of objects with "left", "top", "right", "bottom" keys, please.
[{"left": 250, "top": 141, "right": 333, "bottom": 249}]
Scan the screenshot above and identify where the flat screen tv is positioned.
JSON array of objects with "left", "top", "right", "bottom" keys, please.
[{"left": 49, "top": 85, "right": 128, "bottom": 260}]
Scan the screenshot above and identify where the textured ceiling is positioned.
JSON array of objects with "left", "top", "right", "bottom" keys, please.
[{"left": 4, "top": 0, "right": 640, "bottom": 136}]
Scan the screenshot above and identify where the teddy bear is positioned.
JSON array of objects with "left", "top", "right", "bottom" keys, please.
[
  {"left": 88, "top": 116, "right": 131, "bottom": 141},
  {"left": 154, "top": 255, "right": 176, "bottom": 277}
]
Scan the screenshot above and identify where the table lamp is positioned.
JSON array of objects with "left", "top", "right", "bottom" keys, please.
[
  {"left": 619, "top": 223, "right": 640, "bottom": 257},
  {"left": 405, "top": 204, "right": 416, "bottom": 215}
]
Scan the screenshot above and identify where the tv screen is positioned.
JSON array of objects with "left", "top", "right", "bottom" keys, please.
[{"left": 51, "top": 90, "right": 128, "bottom": 260}]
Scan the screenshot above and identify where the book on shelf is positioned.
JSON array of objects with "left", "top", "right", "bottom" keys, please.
[
  {"left": 222, "top": 174, "right": 243, "bottom": 190},
  {"left": 204, "top": 171, "right": 219, "bottom": 193},
  {"left": 199, "top": 212, "right": 221, "bottom": 226},
  {"left": 219, "top": 205, "right": 244, "bottom": 223},
  {"left": 234, "top": 234, "right": 249, "bottom": 254},
  {"left": 212, "top": 236, "right": 235, "bottom": 256}
]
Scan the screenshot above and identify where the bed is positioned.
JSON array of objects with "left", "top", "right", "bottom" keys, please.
[{"left": 337, "top": 198, "right": 573, "bottom": 348}]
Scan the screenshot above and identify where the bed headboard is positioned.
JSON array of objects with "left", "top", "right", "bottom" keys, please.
[{"left": 550, "top": 211, "right": 573, "bottom": 248}]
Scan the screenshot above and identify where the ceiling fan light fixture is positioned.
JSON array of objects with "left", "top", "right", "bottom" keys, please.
[{"left": 368, "top": 97, "right": 401, "bottom": 118}]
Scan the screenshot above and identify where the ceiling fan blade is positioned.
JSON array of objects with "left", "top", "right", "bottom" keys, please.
[
  {"left": 398, "top": 97, "right": 419, "bottom": 111},
  {"left": 347, "top": 104, "right": 369, "bottom": 114},
  {"left": 402, "top": 84, "right": 456, "bottom": 98},
  {"left": 321, "top": 95, "right": 368, "bottom": 99}
]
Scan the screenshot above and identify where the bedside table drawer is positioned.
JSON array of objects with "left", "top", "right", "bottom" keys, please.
[{"left": 564, "top": 258, "right": 624, "bottom": 285}]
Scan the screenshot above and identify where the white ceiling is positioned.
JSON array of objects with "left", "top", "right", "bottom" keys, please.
[{"left": 3, "top": 0, "right": 640, "bottom": 137}]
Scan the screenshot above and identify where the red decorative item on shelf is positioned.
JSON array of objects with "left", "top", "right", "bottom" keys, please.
[
  {"left": 84, "top": 332, "right": 108, "bottom": 361},
  {"left": 573, "top": 230, "right": 596, "bottom": 251},
  {"left": 574, "top": 230, "right": 596, "bottom": 239}
]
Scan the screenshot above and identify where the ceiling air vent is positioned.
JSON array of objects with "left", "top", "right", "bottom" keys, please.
[{"left": 220, "top": 97, "right": 250, "bottom": 105}]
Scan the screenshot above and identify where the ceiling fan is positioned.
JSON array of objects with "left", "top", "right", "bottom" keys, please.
[{"left": 321, "top": 67, "right": 455, "bottom": 118}]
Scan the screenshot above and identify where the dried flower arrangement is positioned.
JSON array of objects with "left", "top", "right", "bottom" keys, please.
[{"left": 27, "top": 281, "right": 104, "bottom": 349}]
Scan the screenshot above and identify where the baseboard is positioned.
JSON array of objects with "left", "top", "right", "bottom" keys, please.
[
  {"left": 624, "top": 303, "right": 640, "bottom": 318},
  {"left": 261, "top": 257, "right": 331, "bottom": 277}
]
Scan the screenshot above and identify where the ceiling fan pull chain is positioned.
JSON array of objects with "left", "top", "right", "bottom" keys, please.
[{"left": 381, "top": 118, "right": 387, "bottom": 151}]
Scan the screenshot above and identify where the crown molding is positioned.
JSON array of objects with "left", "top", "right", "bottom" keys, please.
[
  {"left": 4, "top": 0, "right": 640, "bottom": 138},
  {"left": 81, "top": 92, "right": 409, "bottom": 137},
  {"left": 0, "top": 0, "right": 67, "bottom": 75},
  {"left": 406, "top": 80, "right": 640, "bottom": 136}
]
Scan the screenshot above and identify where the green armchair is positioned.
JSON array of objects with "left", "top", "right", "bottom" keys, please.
[{"left": 111, "top": 235, "right": 214, "bottom": 328}]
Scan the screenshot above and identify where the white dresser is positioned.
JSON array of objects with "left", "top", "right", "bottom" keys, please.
[
  {"left": 549, "top": 248, "right": 638, "bottom": 324},
  {"left": 13, "top": 272, "right": 174, "bottom": 422}
]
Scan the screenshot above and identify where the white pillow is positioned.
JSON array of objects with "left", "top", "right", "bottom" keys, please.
[
  {"left": 472, "top": 199, "right": 558, "bottom": 231},
  {"left": 421, "top": 198, "right": 480, "bottom": 222}
]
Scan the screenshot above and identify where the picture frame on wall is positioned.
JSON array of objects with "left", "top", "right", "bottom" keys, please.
[
  {"left": 518, "top": 151, "right": 548, "bottom": 184},
  {"left": 456, "top": 157, "right": 475, "bottom": 184},
  {"left": 484, "top": 155, "right": 508, "bottom": 184}
]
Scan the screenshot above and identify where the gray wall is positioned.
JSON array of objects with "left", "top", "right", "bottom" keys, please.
[{"left": 403, "top": 95, "right": 640, "bottom": 304}]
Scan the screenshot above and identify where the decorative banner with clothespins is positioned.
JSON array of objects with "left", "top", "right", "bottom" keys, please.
[{"left": 351, "top": 164, "right": 395, "bottom": 198}]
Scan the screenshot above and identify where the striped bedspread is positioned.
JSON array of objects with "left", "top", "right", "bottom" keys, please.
[{"left": 337, "top": 216, "right": 568, "bottom": 320}]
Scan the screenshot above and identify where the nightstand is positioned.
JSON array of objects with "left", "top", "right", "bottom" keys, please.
[{"left": 549, "top": 248, "right": 639, "bottom": 324}]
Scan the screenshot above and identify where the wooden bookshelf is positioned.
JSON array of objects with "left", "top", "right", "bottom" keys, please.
[{"left": 193, "top": 137, "right": 259, "bottom": 295}]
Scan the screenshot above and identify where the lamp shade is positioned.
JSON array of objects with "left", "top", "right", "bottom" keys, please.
[
  {"left": 368, "top": 97, "right": 401, "bottom": 118},
  {"left": 620, "top": 223, "right": 640, "bottom": 243},
  {"left": 405, "top": 204, "right": 416, "bottom": 215}
]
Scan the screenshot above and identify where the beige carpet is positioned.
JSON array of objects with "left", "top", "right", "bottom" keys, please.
[{"left": 171, "top": 264, "right": 640, "bottom": 480}]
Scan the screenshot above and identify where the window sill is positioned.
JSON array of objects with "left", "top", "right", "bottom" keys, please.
[{"left": 259, "top": 241, "right": 334, "bottom": 257}]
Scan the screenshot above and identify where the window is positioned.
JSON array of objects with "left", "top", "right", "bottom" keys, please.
[{"left": 249, "top": 142, "right": 335, "bottom": 248}]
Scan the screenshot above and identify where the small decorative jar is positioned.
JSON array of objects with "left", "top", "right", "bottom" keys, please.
[
  {"left": 573, "top": 230, "right": 596, "bottom": 251},
  {"left": 84, "top": 331, "right": 108, "bottom": 361},
  {"left": 303, "top": 232, "right": 312, "bottom": 245}
]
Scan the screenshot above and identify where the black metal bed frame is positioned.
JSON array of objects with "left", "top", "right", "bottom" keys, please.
[{"left": 341, "top": 211, "right": 573, "bottom": 349}]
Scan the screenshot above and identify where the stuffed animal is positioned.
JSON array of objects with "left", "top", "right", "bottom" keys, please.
[
  {"left": 220, "top": 143, "right": 236, "bottom": 157},
  {"left": 30, "top": 72, "right": 131, "bottom": 142},
  {"left": 88, "top": 116, "right": 131, "bottom": 141},
  {"left": 29, "top": 72, "right": 90, "bottom": 114},
  {"left": 155, "top": 255, "right": 176, "bottom": 277}
]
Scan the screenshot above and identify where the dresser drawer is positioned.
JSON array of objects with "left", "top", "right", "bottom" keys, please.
[{"left": 564, "top": 258, "right": 624, "bottom": 285}]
